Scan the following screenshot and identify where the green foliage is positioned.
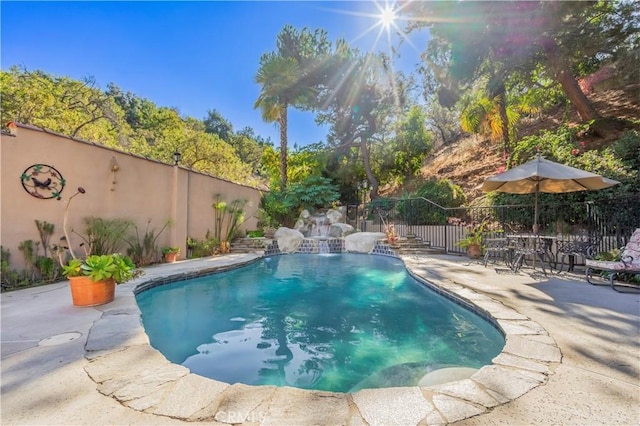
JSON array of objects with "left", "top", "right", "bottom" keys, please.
[
  {"left": 398, "top": 178, "right": 467, "bottom": 225},
  {"left": 612, "top": 130, "right": 640, "bottom": 173},
  {"left": 246, "top": 230, "right": 264, "bottom": 238},
  {"left": 76, "top": 217, "right": 132, "bottom": 256},
  {"left": 0, "top": 247, "right": 29, "bottom": 291},
  {"left": 211, "top": 194, "right": 247, "bottom": 242},
  {"left": 124, "top": 220, "right": 170, "bottom": 266},
  {"left": 35, "top": 256, "right": 56, "bottom": 281},
  {"left": 407, "top": 1, "right": 638, "bottom": 123},
  {"left": 186, "top": 236, "right": 220, "bottom": 259},
  {"left": 80, "top": 255, "right": 116, "bottom": 281},
  {"left": 492, "top": 126, "right": 639, "bottom": 231},
  {"left": 389, "top": 106, "right": 433, "bottom": 177},
  {"left": 1, "top": 68, "right": 264, "bottom": 187},
  {"left": 228, "top": 131, "right": 266, "bottom": 174},
  {"left": 61, "top": 258, "right": 84, "bottom": 278},
  {"left": 35, "top": 220, "right": 55, "bottom": 257},
  {"left": 260, "top": 176, "right": 341, "bottom": 227},
  {"left": 509, "top": 125, "right": 638, "bottom": 197},
  {"left": 203, "top": 108, "right": 233, "bottom": 141},
  {"left": 288, "top": 176, "right": 340, "bottom": 210},
  {"left": 162, "top": 246, "right": 180, "bottom": 255},
  {"left": 66, "top": 254, "right": 136, "bottom": 284},
  {"left": 2, "top": 219, "right": 65, "bottom": 289},
  {"left": 455, "top": 220, "right": 488, "bottom": 249},
  {"left": 18, "top": 240, "right": 37, "bottom": 269},
  {"left": 1, "top": 66, "right": 126, "bottom": 145}
]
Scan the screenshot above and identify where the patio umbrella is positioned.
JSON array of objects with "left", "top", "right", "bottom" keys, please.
[{"left": 481, "top": 154, "right": 620, "bottom": 232}]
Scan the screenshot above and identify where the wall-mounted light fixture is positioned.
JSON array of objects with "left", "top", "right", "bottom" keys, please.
[
  {"left": 173, "top": 151, "right": 181, "bottom": 166},
  {"left": 110, "top": 157, "right": 120, "bottom": 191}
]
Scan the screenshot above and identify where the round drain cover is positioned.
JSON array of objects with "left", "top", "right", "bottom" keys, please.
[{"left": 39, "top": 332, "right": 82, "bottom": 346}]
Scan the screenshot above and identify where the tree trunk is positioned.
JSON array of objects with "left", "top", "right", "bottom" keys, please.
[
  {"left": 360, "top": 113, "right": 379, "bottom": 199},
  {"left": 359, "top": 136, "right": 378, "bottom": 199},
  {"left": 495, "top": 92, "right": 510, "bottom": 157},
  {"left": 279, "top": 105, "right": 288, "bottom": 191},
  {"left": 541, "top": 37, "right": 600, "bottom": 121},
  {"left": 488, "top": 78, "right": 510, "bottom": 157}
]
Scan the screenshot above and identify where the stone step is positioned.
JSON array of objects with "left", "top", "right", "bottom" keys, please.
[
  {"left": 230, "top": 237, "right": 268, "bottom": 254},
  {"left": 394, "top": 247, "right": 446, "bottom": 255}
]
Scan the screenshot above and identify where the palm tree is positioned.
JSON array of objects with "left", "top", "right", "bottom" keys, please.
[{"left": 254, "top": 54, "right": 303, "bottom": 191}]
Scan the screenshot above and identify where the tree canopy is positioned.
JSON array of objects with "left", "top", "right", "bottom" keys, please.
[{"left": 1, "top": 66, "right": 267, "bottom": 186}]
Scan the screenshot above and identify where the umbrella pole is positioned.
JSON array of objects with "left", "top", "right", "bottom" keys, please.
[
  {"left": 533, "top": 184, "right": 540, "bottom": 269},
  {"left": 534, "top": 185, "right": 539, "bottom": 235}
]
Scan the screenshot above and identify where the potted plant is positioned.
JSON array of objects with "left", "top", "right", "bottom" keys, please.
[
  {"left": 62, "top": 253, "right": 135, "bottom": 307},
  {"left": 162, "top": 246, "right": 180, "bottom": 263},
  {"left": 456, "top": 220, "right": 488, "bottom": 259}
]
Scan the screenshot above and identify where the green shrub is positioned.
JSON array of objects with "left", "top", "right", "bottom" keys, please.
[
  {"left": 76, "top": 217, "right": 132, "bottom": 256},
  {"left": 398, "top": 178, "right": 466, "bottom": 225},
  {"left": 260, "top": 176, "right": 340, "bottom": 227},
  {"left": 125, "top": 220, "right": 169, "bottom": 266},
  {"left": 187, "top": 235, "right": 220, "bottom": 258},
  {"left": 212, "top": 195, "right": 247, "bottom": 242}
]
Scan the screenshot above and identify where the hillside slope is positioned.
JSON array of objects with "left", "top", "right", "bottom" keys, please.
[{"left": 418, "top": 84, "right": 640, "bottom": 201}]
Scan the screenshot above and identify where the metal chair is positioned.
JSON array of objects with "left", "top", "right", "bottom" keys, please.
[
  {"left": 556, "top": 232, "right": 600, "bottom": 272},
  {"left": 483, "top": 238, "right": 512, "bottom": 268},
  {"left": 511, "top": 235, "right": 552, "bottom": 275}
]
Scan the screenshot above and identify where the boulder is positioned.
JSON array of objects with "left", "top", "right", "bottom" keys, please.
[
  {"left": 329, "top": 223, "right": 355, "bottom": 238},
  {"left": 344, "top": 232, "right": 386, "bottom": 253},
  {"left": 274, "top": 227, "right": 304, "bottom": 253},
  {"left": 293, "top": 218, "right": 308, "bottom": 235},
  {"left": 326, "top": 209, "right": 343, "bottom": 224}
]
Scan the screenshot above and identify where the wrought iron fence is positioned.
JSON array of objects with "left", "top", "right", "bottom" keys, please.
[{"left": 345, "top": 194, "right": 640, "bottom": 256}]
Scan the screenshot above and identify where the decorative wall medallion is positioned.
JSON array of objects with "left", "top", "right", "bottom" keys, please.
[{"left": 21, "top": 164, "right": 66, "bottom": 199}]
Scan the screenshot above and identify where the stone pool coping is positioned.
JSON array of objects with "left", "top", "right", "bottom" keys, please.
[{"left": 84, "top": 252, "right": 561, "bottom": 425}]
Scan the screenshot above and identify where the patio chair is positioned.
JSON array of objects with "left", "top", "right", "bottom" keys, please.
[
  {"left": 585, "top": 228, "right": 640, "bottom": 293},
  {"left": 511, "top": 235, "right": 553, "bottom": 276},
  {"left": 483, "top": 237, "right": 512, "bottom": 268},
  {"left": 556, "top": 232, "right": 600, "bottom": 272}
]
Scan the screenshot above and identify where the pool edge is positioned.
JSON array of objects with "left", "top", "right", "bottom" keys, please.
[{"left": 83, "top": 253, "right": 561, "bottom": 425}]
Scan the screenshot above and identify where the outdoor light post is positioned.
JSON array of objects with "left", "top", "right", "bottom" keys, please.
[{"left": 173, "top": 150, "right": 181, "bottom": 166}]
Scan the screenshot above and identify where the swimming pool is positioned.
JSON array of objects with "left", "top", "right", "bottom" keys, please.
[{"left": 136, "top": 254, "right": 504, "bottom": 393}]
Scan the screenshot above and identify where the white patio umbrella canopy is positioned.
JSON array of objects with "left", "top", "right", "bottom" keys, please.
[{"left": 481, "top": 154, "right": 620, "bottom": 231}]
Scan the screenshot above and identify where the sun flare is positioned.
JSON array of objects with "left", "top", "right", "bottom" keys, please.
[{"left": 379, "top": 6, "right": 396, "bottom": 29}]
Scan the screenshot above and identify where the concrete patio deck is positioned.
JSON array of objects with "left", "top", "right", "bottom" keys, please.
[{"left": 1, "top": 253, "right": 638, "bottom": 425}]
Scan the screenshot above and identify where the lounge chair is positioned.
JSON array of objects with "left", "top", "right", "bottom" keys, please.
[{"left": 585, "top": 228, "right": 640, "bottom": 292}]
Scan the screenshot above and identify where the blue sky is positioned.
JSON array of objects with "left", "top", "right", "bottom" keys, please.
[{"left": 1, "top": 1, "right": 429, "bottom": 148}]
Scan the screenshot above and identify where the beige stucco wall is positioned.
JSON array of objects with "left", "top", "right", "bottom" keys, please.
[{"left": 1, "top": 124, "right": 261, "bottom": 270}]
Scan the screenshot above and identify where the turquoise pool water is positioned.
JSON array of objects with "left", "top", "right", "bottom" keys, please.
[{"left": 136, "top": 254, "right": 504, "bottom": 393}]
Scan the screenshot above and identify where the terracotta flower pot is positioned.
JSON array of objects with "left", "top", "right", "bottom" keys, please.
[
  {"left": 164, "top": 252, "right": 178, "bottom": 263},
  {"left": 466, "top": 244, "right": 483, "bottom": 259},
  {"left": 68, "top": 276, "right": 115, "bottom": 307}
]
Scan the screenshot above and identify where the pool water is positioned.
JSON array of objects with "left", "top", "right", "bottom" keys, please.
[{"left": 136, "top": 254, "right": 504, "bottom": 393}]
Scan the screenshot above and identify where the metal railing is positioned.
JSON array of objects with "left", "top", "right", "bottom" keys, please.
[{"left": 345, "top": 194, "right": 640, "bottom": 257}]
